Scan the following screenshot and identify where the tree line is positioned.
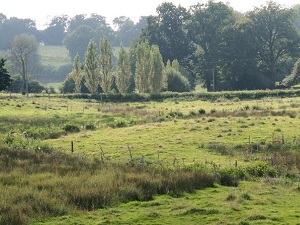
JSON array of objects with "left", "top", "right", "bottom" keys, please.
[
  {"left": 0, "top": 13, "right": 146, "bottom": 50},
  {"left": 61, "top": 38, "right": 190, "bottom": 94},
  {"left": 140, "top": 1, "right": 300, "bottom": 91}
]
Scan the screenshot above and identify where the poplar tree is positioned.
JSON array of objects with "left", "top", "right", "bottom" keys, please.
[
  {"left": 70, "top": 53, "right": 83, "bottom": 93},
  {"left": 99, "top": 36, "right": 113, "bottom": 93},
  {"left": 150, "top": 45, "right": 164, "bottom": 92},
  {"left": 84, "top": 40, "right": 99, "bottom": 94},
  {"left": 116, "top": 44, "right": 131, "bottom": 93},
  {"left": 135, "top": 41, "right": 152, "bottom": 93},
  {"left": 172, "top": 59, "right": 180, "bottom": 72}
]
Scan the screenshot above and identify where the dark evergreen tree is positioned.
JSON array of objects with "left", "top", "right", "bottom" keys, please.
[{"left": 0, "top": 58, "right": 11, "bottom": 91}]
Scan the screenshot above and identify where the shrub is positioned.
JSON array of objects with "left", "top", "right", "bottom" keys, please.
[
  {"left": 219, "top": 169, "right": 239, "bottom": 187},
  {"left": 63, "top": 124, "right": 80, "bottom": 132},
  {"left": 166, "top": 110, "right": 183, "bottom": 118},
  {"left": 189, "top": 110, "right": 197, "bottom": 116},
  {"left": 112, "top": 119, "right": 127, "bottom": 128},
  {"left": 166, "top": 69, "right": 190, "bottom": 92},
  {"left": 85, "top": 123, "right": 96, "bottom": 130},
  {"left": 246, "top": 162, "right": 268, "bottom": 177},
  {"left": 199, "top": 109, "right": 206, "bottom": 114}
]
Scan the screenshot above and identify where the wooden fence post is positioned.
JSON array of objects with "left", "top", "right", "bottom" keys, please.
[{"left": 71, "top": 141, "right": 74, "bottom": 153}]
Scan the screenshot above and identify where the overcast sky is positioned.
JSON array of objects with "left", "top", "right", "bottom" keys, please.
[{"left": 1, "top": 0, "right": 299, "bottom": 29}]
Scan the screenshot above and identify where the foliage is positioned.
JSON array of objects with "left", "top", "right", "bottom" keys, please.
[
  {"left": 28, "top": 80, "right": 44, "bottom": 93},
  {"left": 7, "top": 34, "right": 39, "bottom": 95},
  {"left": 150, "top": 45, "right": 164, "bottom": 92},
  {"left": 141, "top": 2, "right": 191, "bottom": 64},
  {"left": 99, "top": 36, "right": 114, "bottom": 93},
  {"left": 0, "top": 15, "right": 38, "bottom": 51},
  {"left": 84, "top": 40, "right": 99, "bottom": 93},
  {"left": 41, "top": 15, "right": 68, "bottom": 45},
  {"left": 116, "top": 44, "right": 131, "bottom": 93},
  {"left": 247, "top": 2, "right": 300, "bottom": 88},
  {"left": 62, "top": 124, "right": 80, "bottom": 133},
  {"left": 69, "top": 53, "right": 83, "bottom": 93},
  {"left": 0, "top": 58, "right": 11, "bottom": 91},
  {"left": 9, "top": 76, "right": 45, "bottom": 93},
  {"left": 282, "top": 58, "right": 300, "bottom": 87},
  {"left": 188, "top": 1, "right": 236, "bottom": 91},
  {"left": 135, "top": 41, "right": 152, "bottom": 93},
  {"left": 165, "top": 68, "right": 190, "bottom": 92}
]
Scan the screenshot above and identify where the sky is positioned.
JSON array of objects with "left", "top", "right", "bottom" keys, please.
[{"left": 1, "top": 0, "right": 299, "bottom": 29}]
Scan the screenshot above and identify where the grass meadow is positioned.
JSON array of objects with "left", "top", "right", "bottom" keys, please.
[
  {"left": 37, "top": 45, "right": 71, "bottom": 68},
  {"left": 0, "top": 92, "right": 300, "bottom": 224}
]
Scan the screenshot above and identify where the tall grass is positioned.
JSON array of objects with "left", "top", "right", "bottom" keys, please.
[{"left": 0, "top": 146, "right": 220, "bottom": 224}]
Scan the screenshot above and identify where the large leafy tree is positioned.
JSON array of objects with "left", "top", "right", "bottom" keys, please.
[
  {"left": 7, "top": 34, "right": 39, "bottom": 95},
  {"left": 0, "top": 58, "right": 11, "bottom": 91},
  {"left": 0, "top": 15, "right": 38, "bottom": 50},
  {"left": 84, "top": 40, "right": 99, "bottom": 94},
  {"left": 220, "top": 17, "right": 263, "bottom": 90},
  {"left": 248, "top": 1, "right": 300, "bottom": 88},
  {"left": 188, "top": 1, "right": 236, "bottom": 91},
  {"left": 99, "top": 36, "right": 113, "bottom": 93},
  {"left": 64, "top": 14, "right": 116, "bottom": 60},
  {"left": 43, "top": 15, "right": 68, "bottom": 45},
  {"left": 116, "top": 44, "right": 131, "bottom": 93},
  {"left": 63, "top": 25, "right": 96, "bottom": 61},
  {"left": 113, "top": 16, "right": 135, "bottom": 47},
  {"left": 141, "top": 2, "right": 191, "bottom": 63}
]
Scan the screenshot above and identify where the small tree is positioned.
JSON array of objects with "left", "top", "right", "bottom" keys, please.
[
  {"left": 116, "top": 44, "right": 131, "bottom": 93},
  {"left": 70, "top": 53, "right": 83, "bottom": 93},
  {"left": 84, "top": 40, "right": 99, "bottom": 93},
  {"left": 8, "top": 34, "right": 38, "bottom": 95},
  {"left": 0, "top": 58, "right": 11, "bottom": 91},
  {"left": 99, "top": 36, "right": 113, "bottom": 93}
]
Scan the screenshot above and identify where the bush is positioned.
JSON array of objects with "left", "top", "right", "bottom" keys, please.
[
  {"left": 166, "top": 110, "right": 183, "bottom": 118},
  {"left": 199, "top": 109, "right": 206, "bottom": 114},
  {"left": 166, "top": 69, "right": 190, "bottom": 92},
  {"left": 219, "top": 169, "right": 239, "bottom": 187},
  {"left": 63, "top": 124, "right": 80, "bottom": 132},
  {"left": 85, "top": 124, "right": 96, "bottom": 130}
]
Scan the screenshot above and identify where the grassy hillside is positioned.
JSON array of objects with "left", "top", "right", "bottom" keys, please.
[{"left": 38, "top": 45, "right": 71, "bottom": 68}]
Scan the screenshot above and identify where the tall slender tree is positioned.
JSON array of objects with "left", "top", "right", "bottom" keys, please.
[
  {"left": 84, "top": 40, "right": 99, "bottom": 93},
  {"left": 70, "top": 53, "right": 83, "bottom": 93},
  {"left": 99, "top": 36, "right": 113, "bottom": 93},
  {"left": 150, "top": 45, "right": 164, "bottom": 92},
  {"left": 116, "top": 44, "right": 131, "bottom": 93},
  {"left": 135, "top": 41, "right": 152, "bottom": 93}
]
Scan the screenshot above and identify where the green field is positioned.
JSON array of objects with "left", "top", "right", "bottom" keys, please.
[
  {"left": 0, "top": 93, "right": 300, "bottom": 224},
  {"left": 38, "top": 45, "right": 71, "bottom": 68}
]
